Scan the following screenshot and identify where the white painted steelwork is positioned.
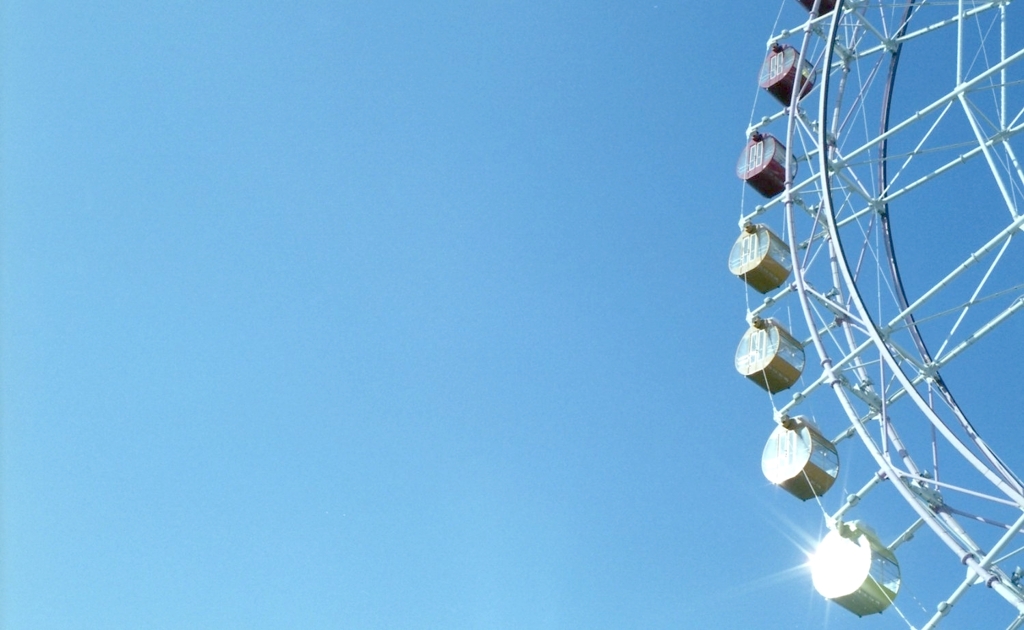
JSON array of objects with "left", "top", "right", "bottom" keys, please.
[{"left": 737, "top": 0, "right": 1024, "bottom": 626}]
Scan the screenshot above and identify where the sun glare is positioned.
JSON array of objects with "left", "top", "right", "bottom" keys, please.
[{"left": 810, "top": 529, "right": 871, "bottom": 599}]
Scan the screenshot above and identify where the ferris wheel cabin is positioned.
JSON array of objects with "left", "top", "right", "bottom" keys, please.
[
  {"left": 761, "top": 417, "right": 839, "bottom": 500},
  {"left": 736, "top": 132, "right": 792, "bottom": 198},
  {"left": 734, "top": 318, "right": 805, "bottom": 393},
  {"left": 728, "top": 224, "right": 792, "bottom": 293},
  {"left": 759, "top": 43, "right": 817, "bottom": 106},
  {"left": 796, "top": 0, "right": 835, "bottom": 13},
  {"left": 811, "top": 522, "right": 901, "bottom": 617}
]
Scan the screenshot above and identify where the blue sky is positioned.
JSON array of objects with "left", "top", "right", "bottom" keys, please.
[{"left": 2, "top": 2, "right": 1023, "bottom": 629}]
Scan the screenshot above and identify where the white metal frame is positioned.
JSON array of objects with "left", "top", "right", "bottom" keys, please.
[{"left": 741, "top": 0, "right": 1024, "bottom": 627}]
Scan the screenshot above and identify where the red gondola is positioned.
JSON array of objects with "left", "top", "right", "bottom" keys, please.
[
  {"left": 736, "top": 132, "right": 793, "bottom": 198},
  {"left": 796, "top": 0, "right": 836, "bottom": 13},
  {"left": 759, "top": 43, "right": 816, "bottom": 106}
]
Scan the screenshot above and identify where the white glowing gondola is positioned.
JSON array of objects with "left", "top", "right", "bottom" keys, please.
[{"left": 811, "top": 522, "right": 901, "bottom": 616}]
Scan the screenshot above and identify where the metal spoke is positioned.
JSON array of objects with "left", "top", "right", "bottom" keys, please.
[{"left": 737, "top": 1, "right": 1024, "bottom": 624}]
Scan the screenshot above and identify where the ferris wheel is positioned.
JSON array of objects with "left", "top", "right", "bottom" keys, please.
[{"left": 731, "top": 0, "right": 1024, "bottom": 627}]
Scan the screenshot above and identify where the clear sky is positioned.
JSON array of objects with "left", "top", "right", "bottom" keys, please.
[{"left": 2, "top": 2, "right": 1023, "bottom": 629}]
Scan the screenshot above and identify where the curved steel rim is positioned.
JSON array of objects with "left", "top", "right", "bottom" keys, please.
[{"left": 804, "top": 0, "right": 1024, "bottom": 619}]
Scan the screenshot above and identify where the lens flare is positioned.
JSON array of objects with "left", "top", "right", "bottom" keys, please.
[
  {"left": 810, "top": 528, "right": 871, "bottom": 598},
  {"left": 808, "top": 523, "right": 900, "bottom": 617}
]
